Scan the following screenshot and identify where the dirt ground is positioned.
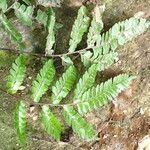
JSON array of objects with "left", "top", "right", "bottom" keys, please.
[{"left": 0, "top": 0, "right": 150, "bottom": 150}]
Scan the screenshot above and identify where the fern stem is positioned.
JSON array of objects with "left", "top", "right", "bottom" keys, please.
[{"left": 0, "top": 46, "right": 91, "bottom": 58}]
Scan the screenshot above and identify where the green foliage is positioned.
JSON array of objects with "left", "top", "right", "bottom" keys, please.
[
  {"left": 87, "top": 17, "right": 103, "bottom": 48},
  {"left": 41, "top": 105, "right": 62, "bottom": 140},
  {"left": 76, "top": 74, "right": 135, "bottom": 114},
  {"left": 51, "top": 65, "right": 77, "bottom": 104},
  {"left": 7, "top": 55, "right": 26, "bottom": 94},
  {"left": 63, "top": 105, "right": 96, "bottom": 141},
  {"left": 81, "top": 49, "right": 118, "bottom": 70},
  {"left": 36, "top": 9, "right": 48, "bottom": 26},
  {"left": 0, "top": 12, "right": 25, "bottom": 49},
  {"left": 45, "top": 8, "right": 56, "bottom": 55},
  {"left": 81, "top": 17, "right": 150, "bottom": 67},
  {"left": 13, "top": 2, "right": 34, "bottom": 26},
  {"left": 73, "top": 64, "right": 98, "bottom": 102},
  {"left": 2, "top": 4, "right": 149, "bottom": 144},
  {"left": 69, "top": 6, "right": 90, "bottom": 52},
  {"left": 31, "top": 59, "right": 55, "bottom": 102},
  {"left": 36, "top": 9, "right": 63, "bottom": 30},
  {"left": 0, "top": 0, "right": 7, "bottom": 12},
  {"left": 14, "top": 101, "right": 27, "bottom": 145}
]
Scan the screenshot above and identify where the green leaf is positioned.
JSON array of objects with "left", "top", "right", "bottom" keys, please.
[
  {"left": 81, "top": 17, "right": 150, "bottom": 67},
  {"left": 69, "top": 6, "right": 90, "bottom": 52},
  {"left": 14, "top": 100, "right": 27, "bottom": 145},
  {"left": 51, "top": 65, "right": 77, "bottom": 104},
  {"left": 36, "top": 8, "right": 63, "bottom": 31},
  {"left": 0, "top": 0, "right": 7, "bottom": 12},
  {"left": 41, "top": 105, "right": 62, "bottom": 140},
  {"left": 73, "top": 64, "right": 98, "bottom": 103},
  {"left": 63, "top": 105, "right": 96, "bottom": 141},
  {"left": 7, "top": 55, "right": 27, "bottom": 94},
  {"left": 36, "top": 9, "right": 48, "bottom": 26},
  {"left": 61, "top": 55, "right": 74, "bottom": 67},
  {"left": 87, "top": 17, "right": 103, "bottom": 48},
  {"left": 76, "top": 74, "right": 135, "bottom": 114},
  {"left": 45, "top": 8, "right": 56, "bottom": 55},
  {"left": 32, "top": 59, "right": 55, "bottom": 102},
  {"left": 81, "top": 50, "right": 118, "bottom": 70},
  {"left": 0, "top": 12, "right": 26, "bottom": 49},
  {"left": 13, "top": 2, "right": 34, "bottom": 26}
]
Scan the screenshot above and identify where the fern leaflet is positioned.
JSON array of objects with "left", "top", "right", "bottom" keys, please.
[
  {"left": 76, "top": 74, "right": 135, "bottom": 114},
  {"left": 0, "top": 0, "right": 7, "bottom": 12},
  {"left": 63, "top": 105, "right": 96, "bottom": 141},
  {"left": 45, "top": 8, "right": 56, "bottom": 55},
  {"left": 69, "top": 6, "right": 90, "bottom": 52},
  {"left": 7, "top": 55, "right": 27, "bottom": 94},
  {"left": 32, "top": 59, "right": 55, "bottom": 102},
  {"left": 51, "top": 65, "right": 77, "bottom": 104},
  {"left": 73, "top": 64, "right": 98, "bottom": 103},
  {"left": 41, "top": 105, "right": 62, "bottom": 140},
  {"left": 36, "top": 9, "right": 48, "bottom": 27},
  {"left": 13, "top": 2, "right": 34, "bottom": 26},
  {"left": 0, "top": 13, "right": 25, "bottom": 49},
  {"left": 87, "top": 17, "right": 103, "bottom": 48},
  {"left": 14, "top": 100, "right": 27, "bottom": 145}
]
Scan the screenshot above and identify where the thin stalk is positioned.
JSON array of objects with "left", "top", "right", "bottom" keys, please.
[{"left": 0, "top": 46, "right": 92, "bottom": 58}]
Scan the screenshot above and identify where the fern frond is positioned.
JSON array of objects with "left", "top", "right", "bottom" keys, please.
[
  {"left": 73, "top": 64, "right": 98, "bottom": 103},
  {"left": 36, "top": 9, "right": 48, "bottom": 27},
  {"left": 87, "top": 17, "right": 103, "bottom": 48},
  {"left": 0, "top": 13, "right": 25, "bottom": 49},
  {"left": 76, "top": 74, "right": 135, "bottom": 114},
  {"left": 0, "top": 0, "right": 7, "bottom": 12},
  {"left": 41, "top": 105, "right": 62, "bottom": 140},
  {"left": 13, "top": 2, "right": 34, "bottom": 26},
  {"left": 45, "top": 8, "right": 56, "bottom": 55},
  {"left": 14, "top": 100, "right": 27, "bottom": 145},
  {"left": 81, "top": 17, "right": 150, "bottom": 67},
  {"left": 31, "top": 59, "right": 55, "bottom": 102},
  {"left": 63, "top": 105, "right": 96, "bottom": 141},
  {"left": 7, "top": 55, "right": 26, "bottom": 94},
  {"left": 69, "top": 6, "right": 90, "bottom": 52},
  {"left": 51, "top": 65, "right": 77, "bottom": 104}
]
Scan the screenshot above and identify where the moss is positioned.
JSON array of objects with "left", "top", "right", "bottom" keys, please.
[{"left": 0, "top": 51, "right": 16, "bottom": 68}]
